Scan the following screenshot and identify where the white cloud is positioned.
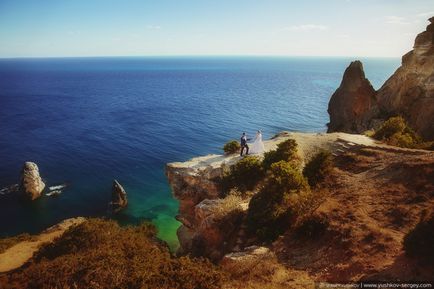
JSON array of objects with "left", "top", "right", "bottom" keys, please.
[
  {"left": 417, "top": 12, "right": 434, "bottom": 18},
  {"left": 146, "top": 25, "right": 161, "bottom": 30},
  {"left": 283, "top": 24, "right": 328, "bottom": 32},
  {"left": 385, "top": 16, "right": 410, "bottom": 25},
  {"left": 336, "top": 34, "right": 349, "bottom": 39}
]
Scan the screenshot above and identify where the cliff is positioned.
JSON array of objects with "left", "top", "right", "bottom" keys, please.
[
  {"left": 166, "top": 132, "right": 434, "bottom": 283},
  {"left": 328, "top": 17, "right": 434, "bottom": 140}
]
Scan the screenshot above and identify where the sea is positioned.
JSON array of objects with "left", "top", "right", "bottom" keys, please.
[{"left": 0, "top": 56, "right": 400, "bottom": 249}]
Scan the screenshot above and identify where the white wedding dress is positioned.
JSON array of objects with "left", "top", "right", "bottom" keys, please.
[{"left": 249, "top": 132, "right": 265, "bottom": 154}]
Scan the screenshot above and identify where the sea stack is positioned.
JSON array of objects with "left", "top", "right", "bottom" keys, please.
[
  {"left": 327, "top": 60, "right": 376, "bottom": 133},
  {"left": 20, "top": 162, "right": 45, "bottom": 200},
  {"left": 111, "top": 180, "right": 128, "bottom": 213}
]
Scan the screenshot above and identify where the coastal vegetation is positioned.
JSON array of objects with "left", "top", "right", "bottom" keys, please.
[
  {"left": 220, "top": 155, "right": 264, "bottom": 194},
  {"left": 223, "top": 140, "right": 241, "bottom": 155},
  {"left": 303, "top": 150, "right": 333, "bottom": 187},
  {"left": 1, "top": 219, "right": 225, "bottom": 289},
  {"left": 373, "top": 116, "right": 422, "bottom": 148},
  {"left": 262, "top": 138, "right": 299, "bottom": 170},
  {"left": 247, "top": 160, "right": 314, "bottom": 241},
  {"left": 219, "top": 138, "right": 330, "bottom": 242}
]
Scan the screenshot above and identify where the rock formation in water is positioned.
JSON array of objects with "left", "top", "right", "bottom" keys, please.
[
  {"left": 20, "top": 162, "right": 45, "bottom": 200},
  {"left": 328, "top": 17, "right": 434, "bottom": 140},
  {"left": 111, "top": 180, "right": 128, "bottom": 213},
  {"left": 327, "top": 60, "right": 377, "bottom": 133}
]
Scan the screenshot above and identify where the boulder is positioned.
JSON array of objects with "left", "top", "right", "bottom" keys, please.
[
  {"left": 111, "top": 180, "right": 128, "bottom": 213},
  {"left": 220, "top": 246, "right": 274, "bottom": 270},
  {"left": 20, "top": 162, "right": 45, "bottom": 200},
  {"left": 327, "top": 60, "right": 376, "bottom": 133}
]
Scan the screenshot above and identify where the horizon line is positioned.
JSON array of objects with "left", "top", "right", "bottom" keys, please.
[{"left": 0, "top": 54, "right": 403, "bottom": 60}]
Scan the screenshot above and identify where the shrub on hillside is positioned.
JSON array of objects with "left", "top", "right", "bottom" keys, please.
[
  {"left": 223, "top": 140, "right": 241, "bottom": 155},
  {"left": 403, "top": 214, "right": 434, "bottom": 265},
  {"left": 247, "top": 161, "right": 312, "bottom": 242},
  {"left": 294, "top": 215, "right": 329, "bottom": 240},
  {"left": 373, "top": 116, "right": 422, "bottom": 148},
  {"left": 220, "top": 156, "right": 264, "bottom": 194},
  {"left": 262, "top": 138, "right": 298, "bottom": 170},
  {"left": 303, "top": 150, "right": 333, "bottom": 187},
  {"left": 2, "top": 219, "right": 225, "bottom": 289},
  {"left": 210, "top": 192, "right": 244, "bottom": 221}
]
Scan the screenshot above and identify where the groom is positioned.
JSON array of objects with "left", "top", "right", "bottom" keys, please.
[{"left": 240, "top": 132, "right": 250, "bottom": 156}]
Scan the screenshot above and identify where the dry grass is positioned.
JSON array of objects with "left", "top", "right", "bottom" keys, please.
[
  {"left": 222, "top": 253, "right": 314, "bottom": 289},
  {"left": 0, "top": 233, "right": 35, "bottom": 254},
  {"left": 210, "top": 191, "right": 244, "bottom": 221},
  {"left": 1, "top": 219, "right": 225, "bottom": 289}
]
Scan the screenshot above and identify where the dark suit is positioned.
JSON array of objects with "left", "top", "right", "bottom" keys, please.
[{"left": 240, "top": 135, "right": 249, "bottom": 156}]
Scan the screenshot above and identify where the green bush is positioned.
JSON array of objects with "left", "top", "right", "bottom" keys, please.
[
  {"left": 220, "top": 156, "right": 264, "bottom": 194},
  {"left": 247, "top": 161, "right": 311, "bottom": 242},
  {"left": 2, "top": 219, "right": 225, "bottom": 289},
  {"left": 373, "top": 116, "right": 422, "bottom": 148},
  {"left": 223, "top": 140, "right": 241, "bottom": 155},
  {"left": 263, "top": 138, "right": 298, "bottom": 170},
  {"left": 303, "top": 150, "right": 333, "bottom": 187},
  {"left": 403, "top": 214, "right": 434, "bottom": 265}
]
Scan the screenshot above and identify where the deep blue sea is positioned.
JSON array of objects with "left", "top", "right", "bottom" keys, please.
[{"left": 0, "top": 56, "right": 400, "bottom": 248}]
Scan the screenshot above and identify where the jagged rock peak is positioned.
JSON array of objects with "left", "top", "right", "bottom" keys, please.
[
  {"left": 376, "top": 17, "right": 434, "bottom": 140},
  {"left": 20, "top": 161, "right": 45, "bottom": 200},
  {"left": 328, "top": 17, "right": 434, "bottom": 140},
  {"left": 411, "top": 16, "right": 434, "bottom": 58},
  {"left": 327, "top": 60, "right": 376, "bottom": 133},
  {"left": 111, "top": 179, "right": 128, "bottom": 213},
  {"left": 339, "top": 60, "right": 368, "bottom": 90}
]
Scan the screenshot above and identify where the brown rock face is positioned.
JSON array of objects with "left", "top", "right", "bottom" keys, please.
[
  {"left": 328, "top": 17, "right": 434, "bottom": 140},
  {"left": 111, "top": 180, "right": 128, "bottom": 213},
  {"left": 327, "top": 61, "right": 376, "bottom": 133},
  {"left": 20, "top": 162, "right": 45, "bottom": 200},
  {"left": 165, "top": 154, "right": 235, "bottom": 257},
  {"left": 376, "top": 17, "right": 434, "bottom": 140}
]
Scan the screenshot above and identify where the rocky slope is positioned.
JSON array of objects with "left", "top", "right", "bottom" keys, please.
[
  {"left": 274, "top": 144, "right": 434, "bottom": 282},
  {"left": 328, "top": 17, "right": 434, "bottom": 140},
  {"left": 166, "top": 132, "right": 378, "bottom": 259},
  {"left": 166, "top": 132, "right": 434, "bottom": 283}
]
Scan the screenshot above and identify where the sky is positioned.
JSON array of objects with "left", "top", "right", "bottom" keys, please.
[{"left": 0, "top": 0, "right": 433, "bottom": 58}]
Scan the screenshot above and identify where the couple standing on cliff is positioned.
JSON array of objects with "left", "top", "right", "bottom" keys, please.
[{"left": 240, "top": 131, "right": 265, "bottom": 156}]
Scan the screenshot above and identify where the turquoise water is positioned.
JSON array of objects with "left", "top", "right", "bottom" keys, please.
[{"left": 0, "top": 56, "right": 400, "bottom": 248}]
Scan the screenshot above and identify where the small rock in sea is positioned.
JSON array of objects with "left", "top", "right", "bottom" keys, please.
[
  {"left": 20, "top": 162, "right": 45, "bottom": 200},
  {"left": 48, "top": 183, "right": 68, "bottom": 191},
  {"left": 110, "top": 179, "right": 128, "bottom": 213},
  {"left": 0, "top": 184, "right": 19, "bottom": 195},
  {"left": 46, "top": 190, "right": 62, "bottom": 197}
]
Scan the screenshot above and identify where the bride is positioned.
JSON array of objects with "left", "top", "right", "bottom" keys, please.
[{"left": 250, "top": 130, "right": 265, "bottom": 154}]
